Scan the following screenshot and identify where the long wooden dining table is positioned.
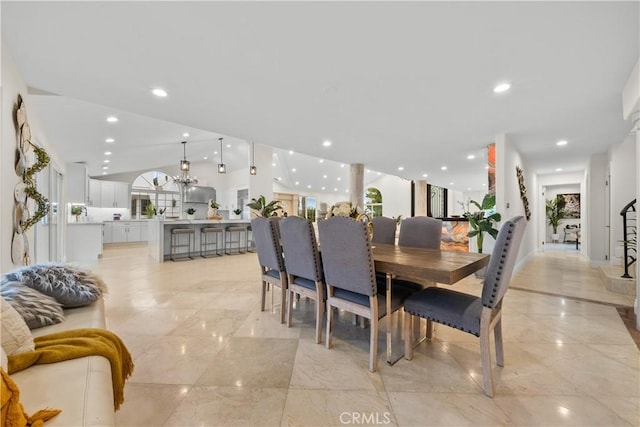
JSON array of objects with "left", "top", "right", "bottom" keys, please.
[{"left": 372, "top": 243, "right": 490, "bottom": 364}]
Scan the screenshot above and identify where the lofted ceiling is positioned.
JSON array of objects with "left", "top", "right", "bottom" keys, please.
[{"left": 2, "top": 1, "right": 638, "bottom": 194}]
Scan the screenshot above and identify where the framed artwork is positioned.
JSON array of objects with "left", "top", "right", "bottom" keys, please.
[{"left": 560, "top": 193, "right": 580, "bottom": 218}]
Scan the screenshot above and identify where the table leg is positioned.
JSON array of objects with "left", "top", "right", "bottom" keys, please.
[{"left": 386, "top": 273, "right": 404, "bottom": 365}]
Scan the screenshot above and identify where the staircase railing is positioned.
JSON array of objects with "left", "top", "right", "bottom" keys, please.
[{"left": 620, "top": 199, "right": 637, "bottom": 278}]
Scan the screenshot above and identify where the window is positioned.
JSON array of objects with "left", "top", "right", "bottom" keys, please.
[
  {"left": 365, "top": 187, "right": 383, "bottom": 217},
  {"left": 131, "top": 171, "right": 181, "bottom": 219}
]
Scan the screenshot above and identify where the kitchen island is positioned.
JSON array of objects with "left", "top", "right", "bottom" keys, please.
[{"left": 148, "top": 219, "right": 251, "bottom": 262}]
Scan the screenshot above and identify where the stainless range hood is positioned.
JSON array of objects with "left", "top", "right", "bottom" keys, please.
[{"left": 184, "top": 186, "right": 216, "bottom": 204}]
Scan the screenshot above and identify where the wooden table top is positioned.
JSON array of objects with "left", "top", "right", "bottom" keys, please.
[{"left": 372, "top": 243, "right": 490, "bottom": 284}]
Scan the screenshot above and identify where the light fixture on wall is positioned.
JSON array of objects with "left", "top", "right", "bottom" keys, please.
[
  {"left": 217, "top": 137, "right": 226, "bottom": 174},
  {"left": 249, "top": 141, "right": 257, "bottom": 175},
  {"left": 174, "top": 141, "right": 198, "bottom": 185}
]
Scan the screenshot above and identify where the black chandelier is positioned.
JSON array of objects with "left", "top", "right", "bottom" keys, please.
[{"left": 174, "top": 141, "right": 198, "bottom": 185}]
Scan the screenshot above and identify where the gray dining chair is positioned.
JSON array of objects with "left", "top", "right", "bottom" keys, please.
[
  {"left": 371, "top": 216, "right": 397, "bottom": 245},
  {"left": 398, "top": 216, "right": 443, "bottom": 249},
  {"left": 279, "top": 216, "right": 326, "bottom": 343},
  {"left": 251, "top": 216, "right": 288, "bottom": 323},
  {"left": 403, "top": 216, "right": 527, "bottom": 397},
  {"left": 318, "top": 216, "right": 415, "bottom": 372}
]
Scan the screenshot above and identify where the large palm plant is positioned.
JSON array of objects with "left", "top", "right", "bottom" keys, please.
[
  {"left": 247, "top": 195, "right": 283, "bottom": 217},
  {"left": 465, "top": 194, "right": 501, "bottom": 254},
  {"left": 545, "top": 195, "right": 566, "bottom": 235}
]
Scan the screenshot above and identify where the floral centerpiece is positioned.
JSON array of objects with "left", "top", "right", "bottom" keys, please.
[
  {"left": 327, "top": 202, "right": 373, "bottom": 239},
  {"left": 327, "top": 201, "right": 362, "bottom": 219}
]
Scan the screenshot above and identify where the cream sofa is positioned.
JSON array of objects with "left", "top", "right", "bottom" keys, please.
[{"left": 10, "top": 298, "right": 115, "bottom": 427}]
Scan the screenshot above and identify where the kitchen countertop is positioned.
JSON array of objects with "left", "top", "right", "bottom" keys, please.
[{"left": 67, "top": 221, "right": 104, "bottom": 225}]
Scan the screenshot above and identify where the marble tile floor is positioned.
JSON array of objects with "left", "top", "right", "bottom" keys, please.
[{"left": 90, "top": 243, "right": 639, "bottom": 427}]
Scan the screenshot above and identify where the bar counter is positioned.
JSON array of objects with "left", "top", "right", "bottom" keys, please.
[{"left": 148, "top": 219, "right": 251, "bottom": 262}]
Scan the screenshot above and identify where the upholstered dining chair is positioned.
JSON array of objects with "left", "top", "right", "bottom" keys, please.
[
  {"left": 371, "top": 216, "right": 397, "bottom": 245},
  {"left": 403, "top": 216, "right": 527, "bottom": 397},
  {"left": 318, "top": 216, "right": 415, "bottom": 372},
  {"left": 398, "top": 216, "right": 443, "bottom": 249},
  {"left": 279, "top": 216, "right": 326, "bottom": 343},
  {"left": 251, "top": 216, "right": 288, "bottom": 323}
]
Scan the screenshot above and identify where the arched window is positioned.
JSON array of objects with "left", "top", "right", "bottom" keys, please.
[
  {"left": 365, "top": 187, "right": 383, "bottom": 217},
  {"left": 131, "top": 171, "right": 181, "bottom": 219}
]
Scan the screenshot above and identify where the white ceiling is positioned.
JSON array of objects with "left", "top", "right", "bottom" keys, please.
[{"left": 2, "top": 1, "right": 638, "bottom": 194}]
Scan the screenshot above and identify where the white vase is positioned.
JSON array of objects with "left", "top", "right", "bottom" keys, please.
[
  {"left": 187, "top": 214, "right": 195, "bottom": 220},
  {"left": 207, "top": 207, "right": 218, "bottom": 218}
]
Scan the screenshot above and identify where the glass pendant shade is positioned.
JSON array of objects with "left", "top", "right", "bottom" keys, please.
[{"left": 218, "top": 137, "right": 226, "bottom": 174}]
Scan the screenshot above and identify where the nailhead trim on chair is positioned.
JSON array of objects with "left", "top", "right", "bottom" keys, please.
[{"left": 484, "top": 221, "right": 515, "bottom": 308}]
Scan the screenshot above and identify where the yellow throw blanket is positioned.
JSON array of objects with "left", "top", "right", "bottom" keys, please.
[
  {"left": 7, "top": 328, "right": 134, "bottom": 411},
  {"left": 1, "top": 369, "right": 61, "bottom": 427}
]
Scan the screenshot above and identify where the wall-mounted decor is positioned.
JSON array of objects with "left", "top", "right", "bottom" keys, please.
[
  {"left": 12, "top": 94, "right": 50, "bottom": 266},
  {"left": 487, "top": 143, "right": 496, "bottom": 195},
  {"left": 560, "top": 193, "right": 580, "bottom": 218},
  {"left": 515, "top": 165, "right": 531, "bottom": 220}
]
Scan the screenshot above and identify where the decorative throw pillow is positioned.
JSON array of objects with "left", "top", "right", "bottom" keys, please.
[
  {"left": 0, "top": 283, "right": 64, "bottom": 329},
  {"left": 3, "top": 263, "right": 106, "bottom": 308},
  {"left": 0, "top": 298, "right": 35, "bottom": 355},
  {"left": 1, "top": 347, "right": 7, "bottom": 371}
]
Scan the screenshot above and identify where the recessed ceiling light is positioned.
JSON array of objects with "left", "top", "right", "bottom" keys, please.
[
  {"left": 105, "top": 138, "right": 115, "bottom": 143},
  {"left": 214, "top": 151, "right": 218, "bottom": 155},
  {"left": 493, "top": 82, "right": 511, "bottom": 93},
  {"left": 482, "top": 183, "right": 486, "bottom": 186},
  {"left": 307, "top": 185, "right": 311, "bottom": 188},
  {"left": 366, "top": 169, "right": 370, "bottom": 173},
  {"left": 295, "top": 181, "right": 299, "bottom": 185},
  {"left": 226, "top": 144, "right": 231, "bottom": 148},
  {"left": 322, "top": 140, "right": 332, "bottom": 147},
  {"left": 422, "top": 173, "right": 428, "bottom": 178},
  {"left": 292, "top": 168, "right": 296, "bottom": 172},
  {"left": 289, "top": 150, "right": 294, "bottom": 155},
  {"left": 467, "top": 154, "right": 475, "bottom": 160},
  {"left": 322, "top": 186, "right": 325, "bottom": 190},
  {"left": 106, "top": 116, "right": 118, "bottom": 123},
  {"left": 277, "top": 177, "right": 282, "bottom": 181},
  {"left": 319, "top": 159, "right": 324, "bottom": 163},
  {"left": 377, "top": 172, "right": 381, "bottom": 176},
  {"left": 398, "top": 166, "right": 404, "bottom": 171},
  {"left": 183, "top": 132, "right": 190, "bottom": 138},
  {"left": 340, "top": 164, "right": 345, "bottom": 168},
  {"left": 337, "top": 177, "right": 341, "bottom": 181},
  {"left": 334, "top": 188, "right": 338, "bottom": 191},
  {"left": 485, "top": 165, "right": 489, "bottom": 169},
  {"left": 467, "top": 187, "right": 472, "bottom": 191},
  {"left": 203, "top": 157, "right": 208, "bottom": 160},
  {"left": 450, "top": 182, "right": 454, "bottom": 185},
  {"left": 102, "top": 172, "right": 107, "bottom": 175},
  {"left": 323, "top": 175, "right": 327, "bottom": 179},
  {"left": 346, "top": 189, "right": 349, "bottom": 193},
  {"left": 556, "top": 168, "right": 563, "bottom": 172},
  {"left": 272, "top": 162, "right": 276, "bottom": 167},
  {"left": 556, "top": 140, "right": 568, "bottom": 146},
  {"left": 103, "top": 159, "right": 110, "bottom": 163},
  {"left": 104, "top": 151, "right": 112, "bottom": 155},
  {"left": 441, "top": 166, "right": 448, "bottom": 171},
  {"left": 102, "top": 166, "right": 109, "bottom": 170},
  {"left": 152, "top": 88, "right": 168, "bottom": 97}
]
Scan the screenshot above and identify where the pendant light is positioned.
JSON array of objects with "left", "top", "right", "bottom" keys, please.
[
  {"left": 174, "top": 141, "right": 198, "bottom": 185},
  {"left": 249, "top": 141, "right": 257, "bottom": 175},
  {"left": 217, "top": 137, "right": 226, "bottom": 174},
  {"left": 179, "top": 140, "right": 190, "bottom": 172}
]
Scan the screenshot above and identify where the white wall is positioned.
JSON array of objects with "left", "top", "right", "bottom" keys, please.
[
  {"left": 1, "top": 45, "right": 65, "bottom": 271},
  {"left": 586, "top": 153, "right": 609, "bottom": 265},
  {"left": 609, "top": 134, "right": 636, "bottom": 262},
  {"left": 365, "top": 175, "right": 411, "bottom": 219},
  {"left": 495, "top": 134, "right": 536, "bottom": 267}
]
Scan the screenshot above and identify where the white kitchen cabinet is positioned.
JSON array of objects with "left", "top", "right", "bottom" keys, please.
[
  {"left": 100, "top": 181, "right": 130, "bottom": 208},
  {"left": 88, "top": 179, "right": 102, "bottom": 207},
  {"left": 110, "top": 221, "right": 145, "bottom": 243},
  {"left": 66, "top": 163, "right": 89, "bottom": 204},
  {"left": 103, "top": 222, "right": 113, "bottom": 244}
]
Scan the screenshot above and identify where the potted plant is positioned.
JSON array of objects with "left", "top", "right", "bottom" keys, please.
[
  {"left": 185, "top": 207, "right": 196, "bottom": 220},
  {"left": 464, "top": 194, "right": 501, "bottom": 254},
  {"left": 70, "top": 205, "right": 84, "bottom": 222},
  {"left": 232, "top": 208, "right": 243, "bottom": 219},
  {"left": 545, "top": 195, "right": 566, "bottom": 242},
  {"left": 247, "top": 195, "right": 282, "bottom": 217},
  {"left": 145, "top": 203, "right": 156, "bottom": 219}
]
